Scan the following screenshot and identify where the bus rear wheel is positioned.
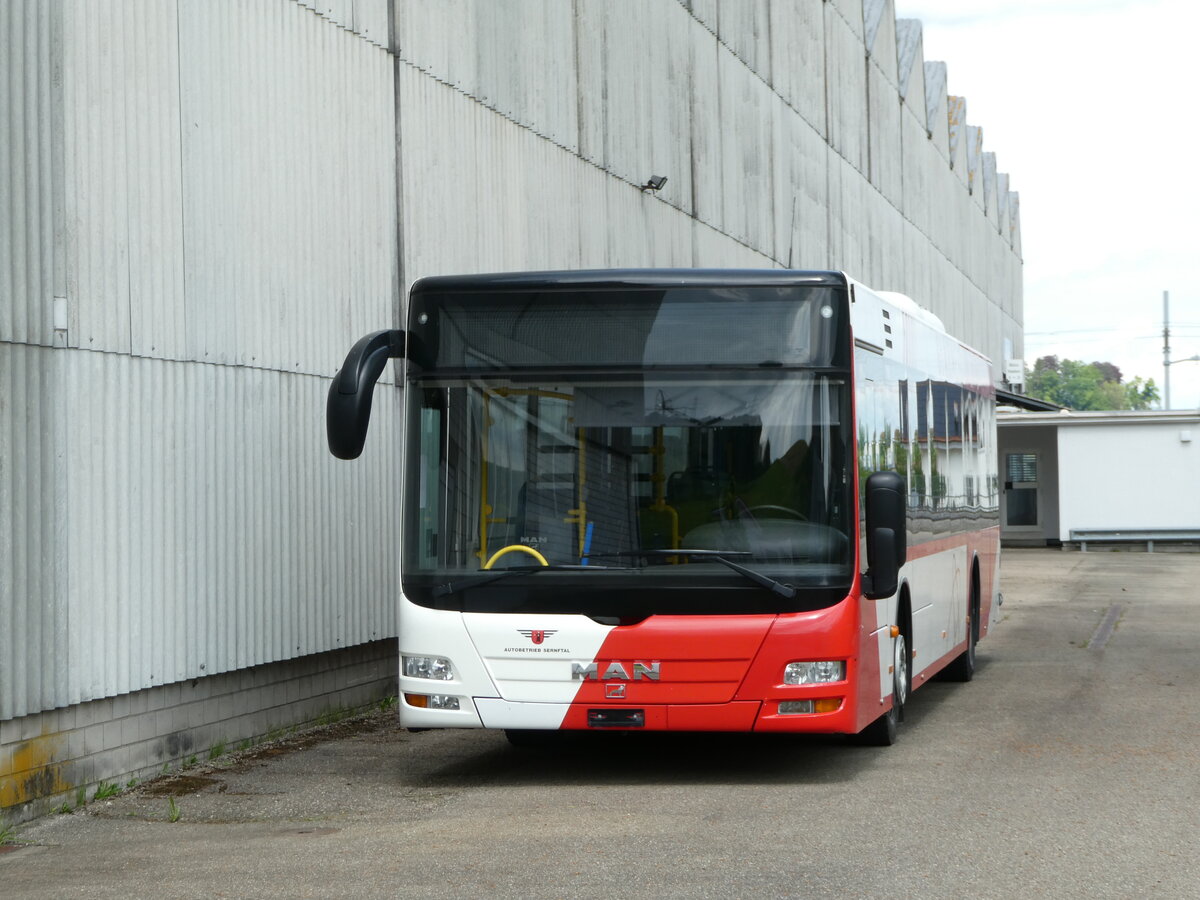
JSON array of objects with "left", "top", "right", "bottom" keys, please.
[{"left": 942, "top": 569, "right": 980, "bottom": 682}]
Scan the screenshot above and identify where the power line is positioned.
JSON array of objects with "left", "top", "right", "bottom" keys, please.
[{"left": 1026, "top": 323, "right": 1200, "bottom": 336}]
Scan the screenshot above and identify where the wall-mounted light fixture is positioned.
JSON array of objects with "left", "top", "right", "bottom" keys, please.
[{"left": 640, "top": 175, "right": 668, "bottom": 192}]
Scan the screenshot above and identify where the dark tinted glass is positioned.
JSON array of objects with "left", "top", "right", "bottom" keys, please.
[{"left": 409, "top": 286, "right": 848, "bottom": 371}]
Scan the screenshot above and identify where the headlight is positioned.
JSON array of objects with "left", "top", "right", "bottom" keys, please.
[
  {"left": 405, "top": 693, "right": 461, "bottom": 710},
  {"left": 403, "top": 655, "right": 454, "bottom": 681},
  {"left": 783, "top": 661, "right": 845, "bottom": 685}
]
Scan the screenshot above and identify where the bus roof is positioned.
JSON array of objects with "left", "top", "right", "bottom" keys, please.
[{"left": 410, "top": 269, "right": 848, "bottom": 294}]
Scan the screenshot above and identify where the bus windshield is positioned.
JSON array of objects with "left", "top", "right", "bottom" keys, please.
[{"left": 402, "top": 284, "right": 855, "bottom": 616}]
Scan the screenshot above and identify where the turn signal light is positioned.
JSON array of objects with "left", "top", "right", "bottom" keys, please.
[
  {"left": 779, "top": 698, "right": 842, "bottom": 715},
  {"left": 404, "top": 693, "right": 461, "bottom": 711}
]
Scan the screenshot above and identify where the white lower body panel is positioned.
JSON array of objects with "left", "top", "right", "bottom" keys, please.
[{"left": 475, "top": 698, "right": 571, "bottom": 729}]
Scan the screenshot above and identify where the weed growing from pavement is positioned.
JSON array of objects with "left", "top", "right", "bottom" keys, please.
[
  {"left": 0, "top": 824, "right": 18, "bottom": 844},
  {"left": 167, "top": 797, "right": 181, "bottom": 823},
  {"left": 315, "top": 708, "right": 350, "bottom": 728},
  {"left": 126, "top": 777, "right": 138, "bottom": 790},
  {"left": 182, "top": 754, "right": 198, "bottom": 769},
  {"left": 55, "top": 802, "right": 73, "bottom": 815},
  {"left": 208, "top": 740, "right": 227, "bottom": 760},
  {"left": 93, "top": 781, "right": 121, "bottom": 801},
  {"left": 379, "top": 695, "right": 398, "bottom": 712},
  {"left": 75, "top": 786, "right": 87, "bottom": 808}
]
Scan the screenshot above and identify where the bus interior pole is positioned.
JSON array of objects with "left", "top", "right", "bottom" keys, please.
[{"left": 1163, "top": 290, "right": 1170, "bottom": 410}]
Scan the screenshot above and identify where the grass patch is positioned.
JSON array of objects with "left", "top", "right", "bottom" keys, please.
[
  {"left": 0, "top": 824, "right": 19, "bottom": 844},
  {"left": 314, "top": 708, "right": 351, "bottom": 728},
  {"left": 208, "top": 740, "right": 227, "bottom": 761},
  {"left": 167, "top": 797, "right": 181, "bottom": 823},
  {"left": 182, "top": 754, "right": 198, "bottom": 769},
  {"left": 93, "top": 781, "right": 121, "bottom": 801}
]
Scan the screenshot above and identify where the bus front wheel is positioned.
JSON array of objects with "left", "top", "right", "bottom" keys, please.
[{"left": 855, "top": 632, "right": 908, "bottom": 747}]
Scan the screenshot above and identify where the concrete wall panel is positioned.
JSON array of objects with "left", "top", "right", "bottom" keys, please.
[
  {"left": 0, "top": 344, "right": 69, "bottom": 719},
  {"left": 717, "top": 46, "right": 776, "bottom": 251},
  {"left": 59, "top": 351, "right": 400, "bottom": 709},
  {"left": 867, "top": 59, "right": 903, "bottom": 207},
  {"left": 825, "top": 5, "right": 869, "bottom": 177},
  {"left": 176, "top": 0, "right": 396, "bottom": 376},
  {"left": 771, "top": 103, "right": 830, "bottom": 268},
  {"left": 1, "top": 0, "right": 60, "bottom": 348},
  {"left": 923, "top": 61, "right": 949, "bottom": 159},
  {"left": 767, "top": 0, "right": 827, "bottom": 136}
]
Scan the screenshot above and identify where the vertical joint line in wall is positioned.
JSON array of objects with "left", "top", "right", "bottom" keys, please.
[
  {"left": 864, "top": 48, "right": 872, "bottom": 193},
  {"left": 687, "top": 24, "right": 698, "bottom": 224},
  {"left": 823, "top": 3, "right": 832, "bottom": 264},
  {"left": 174, "top": 5, "right": 189, "bottom": 352},
  {"left": 389, "top": 2, "right": 405, "bottom": 323},
  {"left": 788, "top": 194, "right": 797, "bottom": 269},
  {"left": 765, "top": 2, "right": 776, "bottom": 269},
  {"left": 714, "top": 33, "right": 723, "bottom": 230},
  {"left": 51, "top": 0, "right": 69, "bottom": 347},
  {"left": 572, "top": 0, "right": 585, "bottom": 262}
]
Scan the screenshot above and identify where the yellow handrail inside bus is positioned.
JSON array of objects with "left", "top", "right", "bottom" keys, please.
[
  {"left": 479, "top": 387, "right": 576, "bottom": 562},
  {"left": 482, "top": 545, "right": 550, "bottom": 570},
  {"left": 638, "top": 426, "right": 679, "bottom": 559},
  {"left": 563, "top": 426, "right": 589, "bottom": 557}
]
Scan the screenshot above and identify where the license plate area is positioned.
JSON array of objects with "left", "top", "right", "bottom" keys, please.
[{"left": 587, "top": 708, "right": 645, "bottom": 728}]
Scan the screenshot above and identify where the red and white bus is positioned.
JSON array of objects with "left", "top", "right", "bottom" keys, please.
[{"left": 329, "top": 270, "right": 999, "bottom": 745}]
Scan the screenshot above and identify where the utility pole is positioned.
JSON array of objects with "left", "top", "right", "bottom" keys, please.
[
  {"left": 1163, "top": 290, "right": 1170, "bottom": 410},
  {"left": 1163, "top": 289, "right": 1200, "bottom": 409}
]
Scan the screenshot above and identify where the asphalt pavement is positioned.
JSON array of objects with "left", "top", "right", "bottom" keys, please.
[{"left": 2, "top": 548, "right": 1197, "bottom": 899}]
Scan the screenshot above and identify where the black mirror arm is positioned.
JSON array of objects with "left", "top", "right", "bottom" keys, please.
[{"left": 327, "top": 329, "right": 406, "bottom": 460}]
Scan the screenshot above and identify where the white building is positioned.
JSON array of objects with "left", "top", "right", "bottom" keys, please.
[{"left": 998, "top": 409, "right": 1200, "bottom": 548}]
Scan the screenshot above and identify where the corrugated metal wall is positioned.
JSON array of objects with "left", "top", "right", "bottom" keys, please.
[
  {"left": 2, "top": 0, "right": 1022, "bottom": 721},
  {"left": 393, "top": 0, "right": 1022, "bottom": 363},
  {"left": 3, "top": 0, "right": 399, "bottom": 719}
]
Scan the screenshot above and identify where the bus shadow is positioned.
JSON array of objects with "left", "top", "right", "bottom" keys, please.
[{"left": 406, "top": 684, "right": 954, "bottom": 789}]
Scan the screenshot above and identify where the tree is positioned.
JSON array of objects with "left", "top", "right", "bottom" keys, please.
[{"left": 1025, "top": 356, "right": 1160, "bottom": 411}]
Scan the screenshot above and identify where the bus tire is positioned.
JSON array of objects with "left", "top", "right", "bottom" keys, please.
[
  {"left": 854, "top": 630, "right": 908, "bottom": 746},
  {"left": 942, "top": 565, "right": 980, "bottom": 682}
]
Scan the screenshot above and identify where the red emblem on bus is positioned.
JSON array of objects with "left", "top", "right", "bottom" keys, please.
[{"left": 517, "top": 629, "right": 557, "bottom": 645}]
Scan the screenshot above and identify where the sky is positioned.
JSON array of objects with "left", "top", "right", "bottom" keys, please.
[{"left": 894, "top": 0, "right": 1200, "bottom": 409}]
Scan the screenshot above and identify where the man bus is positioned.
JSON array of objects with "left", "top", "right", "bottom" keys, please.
[{"left": 328, "top": 270, "right": 999, "bottom": 745}]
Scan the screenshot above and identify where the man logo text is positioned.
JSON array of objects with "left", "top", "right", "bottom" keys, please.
[{"left": 571, "top": 661, "right": 661, "bottom": 681}]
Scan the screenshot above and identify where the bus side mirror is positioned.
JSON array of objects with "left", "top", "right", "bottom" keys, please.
[
  {"left": 327, "top": 329, "right": 405, "bottom": 460},
  {"left": 863, "top": 471, "right": 907, "bottom": 600}
]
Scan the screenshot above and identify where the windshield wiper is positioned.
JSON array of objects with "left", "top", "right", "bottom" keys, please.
[
  {"left": 431, "top": 563, "right": 625, "bottom": 598},
  {"left": 593, "top": 549, "right": 797, "bottom": 599}
]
